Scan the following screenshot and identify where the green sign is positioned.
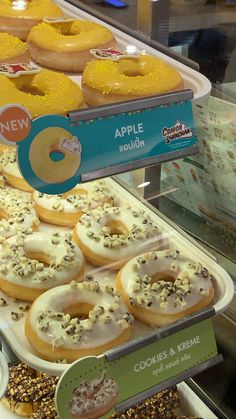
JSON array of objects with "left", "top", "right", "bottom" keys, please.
[{"left": 56, "top": 319, "right": 217, "bottom": 418}]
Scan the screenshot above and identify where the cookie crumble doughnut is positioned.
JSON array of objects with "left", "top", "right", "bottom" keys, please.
[
  {"left": 0, "top": 32, "right": 30, "bottom": 63},
  {"left": 0, "top": 0, "right": 64, "bottom": 41},
  {"left": 82, "top": 54, "right": 183, "bottom": 106},
  {"left": 73, "top": 205, "right": 161, "bottom": 268},
  {"left": 2, "top": 363, "right": 58, "bottom": 416},
  {"left": 27, "top": 20, "right": 116, "bottom": 73},
  {"left": 116, "top": 249, "right": 215, "bottom": 326},
  {"left": 0, "top": 148, "right": 33, "bottom": 191},
  {"left": 0, "top": 231, "right": 85, "bottom": 301},
  {"left": 70, "top": 372, "right": 118, "bottom": 419},
  {"left": 33, "top": 180, "right": 115, "bottom": 226},
  {"left": 25, "top": 280, "right": 133, "bottom": 362},
  {"left": 0, "top": 186, "right": 39, "bottom": 239},
  {"left": 0, "top": 69, "right": 84, "bottom": 118}
]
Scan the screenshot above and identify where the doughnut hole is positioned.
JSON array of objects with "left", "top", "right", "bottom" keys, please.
[
  {"left": 0, "top": 207, "right": 9, "bottom": 220},
  {"left": 62, "top": 302, "right": 94, "bottom": 320},
  {"left": 150, "top": 272, "right": 176, "bottom": 283},
  {"left": 106, "top": 220, "right": 129, "bottom": 236},
  {"left": 25, "top": 251, "right": 51, "bottom": 267}
]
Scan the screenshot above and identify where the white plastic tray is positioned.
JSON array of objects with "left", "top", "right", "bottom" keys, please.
[
  {"left": 54, "top": 0, "right": 211, "bottom": 103},
  {"left": 0, "top": 381, "right": 218, "bottom": 418},
  {"left": 0, "top": 178, "right": 233, "bottom": 376}
]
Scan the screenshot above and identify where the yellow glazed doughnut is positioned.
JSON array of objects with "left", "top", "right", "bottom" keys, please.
[
  {"left": 0, "top": 185, "right": 39, "bottom": 239},
  {"left": 29, "top": 126, "right": 82, "bottom": 184},
  {"left": 27, "top": 20, "right": 116, "bottom": 73},
  {"left": 0, "top": 0, "right": 64, "bottom": 41},
  {"left": 25, "top": 280, "right": 133, "bottom": 362},
  {"left": 73, "top": 205, "right": 161, "bottom": 268},
  {"left": 0, "top": 32, "right": 30, "bottom": 63},
  {"left": 0, "top": 69, "right": 84, "bottom": 118},
  {"left": 0, "top": 232, "right": 85, "bottom": 301},
  {"left": 116, "top": 249, "right": 215, "bottom": 327},
  {"left": 0, "top": 148, "right": 33, "bottom": 192},
  {"left": 33, "top": 180, "right": 115, "bottom": 226},
  {"left": 70, "top": 372, "right": 118, "bottom": 419},
  {"left": 82, "top": 54, "right": 183, "bottom": 106}
]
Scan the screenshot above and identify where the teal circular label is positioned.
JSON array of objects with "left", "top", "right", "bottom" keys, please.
[{"left": 17, "top": 115, "right": 82, "bottom": 194}]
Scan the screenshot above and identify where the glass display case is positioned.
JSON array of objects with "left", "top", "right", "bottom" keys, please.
[{"left": 0, "top": 0, "right": 235, "bottom": 418}]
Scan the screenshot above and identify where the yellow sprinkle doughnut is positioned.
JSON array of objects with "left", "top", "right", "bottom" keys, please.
[
  {"left": 0, "top": 32, "right": 29, "bottom": 63},
  {"left": 0, "top": 0, "right": 64, "bottom": 41},
  {"left": 27, "top": 20, "right": 116, "bottom": 72},
  {"left": 0, "top": 69, "right": 84, "bottom": 118},
  {"left": 82, "top": 54, "right": 183, "bottom": 106}
]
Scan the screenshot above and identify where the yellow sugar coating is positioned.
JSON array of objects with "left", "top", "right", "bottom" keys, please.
[
  {"left": 0, "top": 32, "right": 27, "bottom": 60},
  {"left": 0, "top": 69, "right": 84, "bottom": 117},
  {"left": 27, "top": 20, "right": 114, "bottom": 52},
  {"left": 0, "top": 0, "right": 63, "bottom": 19},
  {"left": 82, "top": 55, "right": 183, "bottom": 96}
]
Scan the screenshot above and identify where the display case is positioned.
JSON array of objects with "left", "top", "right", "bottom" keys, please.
[{"left": 0, "top": 0, "right": 235, "bottom": 418}]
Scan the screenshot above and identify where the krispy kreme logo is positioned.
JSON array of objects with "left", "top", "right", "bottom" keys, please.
[
  {"left": 0, "top": 62, "right": 40, "bottom": 78},
  {"left": 59, "top": 136, "right": 82, "bottom": 155},
  {"left": 162, "top": 121, "right": 193, "bottom": 144},
  {"left": 90, "top": 47, "right": 139, "bottom": 61}
]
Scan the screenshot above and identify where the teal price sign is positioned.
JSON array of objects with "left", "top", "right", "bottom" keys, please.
[{"left": 15, "top": 90, "right": 198, "bottom": 194}]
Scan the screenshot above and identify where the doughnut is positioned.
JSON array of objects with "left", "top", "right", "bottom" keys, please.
[
  {"left": 0, "top": 0, "right": 63, "bottom": 41},
  {"left": 28, "top": 126, "right": 82, "bottom": 185},
  {"left": 0, "top": 69, "right": 84, "bottom": 118},
  {"left": 82, "top": 54, "right": 183, "bottom": 106},
  {"left": 0, "top": 186, "right": 39, "bottom": 240},
  {"left": 1, "top": 363, "right": 58, "bottom": 416},
  {"left": 0, "top": 231, "right": 85, "bottom": 301},
  {"left": 33, "top": 180, "right": 115, "bottom": 226},
  {"left": 0, "top": 148, "right": 33, "bottom": 192},
  {"left": 25, "top": 280, "right": 133, "bottom": 362},
  {"left": 0, "top": 32, "right": 30, "bottom": 63},
  {"left": 110, "top": 387, "right": 180, "bottom": 418},
  {"left": 116, "top": 249, "right": 215, "bottom": 327},
  {"left": 29, "top": 396, "right": 59, "bottom": 419},
  {"left": 73, "top": 205, "right": 161, "bottom": 268},
  {"left": 70, "top": 372, "right": 118, "bottom": 419},
  {"left": 27, "top": 20, "right": 116, "bottom": 73}
]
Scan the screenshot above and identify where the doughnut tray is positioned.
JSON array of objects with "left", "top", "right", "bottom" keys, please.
[
  {"left": 54, "top": 0, "right": 211, "bottom": 103},
  {"left": 0, "top": 178, "right": 234, "bottom": 376},
  {"left": 0, "top": 382, "right": 218, "bottom": 419}
]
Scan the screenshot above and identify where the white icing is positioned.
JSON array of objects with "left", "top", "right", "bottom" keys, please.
[
  {"left": 75, "top": 205, "right": 161, "bottom": 261},
  {"left": 0, "top": 149, "right": 21, "bottom": 178},
  {"left": 0, "top": 186, "right": 38, "bottom": 239},
  {"left": 120, "top": 249, "right": 214, "bottom": 314},
  {"left": 29, "top": 281, "right": 133, "bottom": 349},
  {"left": 70, "top": 371, "right": 118, "bottom": 417},
  {"left": 0, "top": 232, "right": 84, "bottom": 288},
  {"left": 33, "top": 180, "right": 114, "bottom": 214}
]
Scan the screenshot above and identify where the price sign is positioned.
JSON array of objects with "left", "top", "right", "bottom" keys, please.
[{"left": 56, "top": 318, "right": 218, "bottom": 418}]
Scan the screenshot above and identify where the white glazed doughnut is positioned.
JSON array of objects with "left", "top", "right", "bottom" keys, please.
[
  {"left": 25, "top": 280, "right": 133, "bottom": 362},
  {"left": 0, "top": 232, "right": 85, "bottom": 301},
  {"left": 0, "top": 149, "right": 33, "bottom": 192},
  {"left": 0, "top": 186, "right": 39, "bottom": 240},
  {"left": 33, "top": 180, "right": 115, "bottom": 227},
  {"left": 116, "top": 249, "right": 215, "bottom": 327},
  {"left": 70, "top": 372, "right": 118, "bottom": 419},
  {"left": 73, "top": 205, "right": 161, "bottom": 268}
]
